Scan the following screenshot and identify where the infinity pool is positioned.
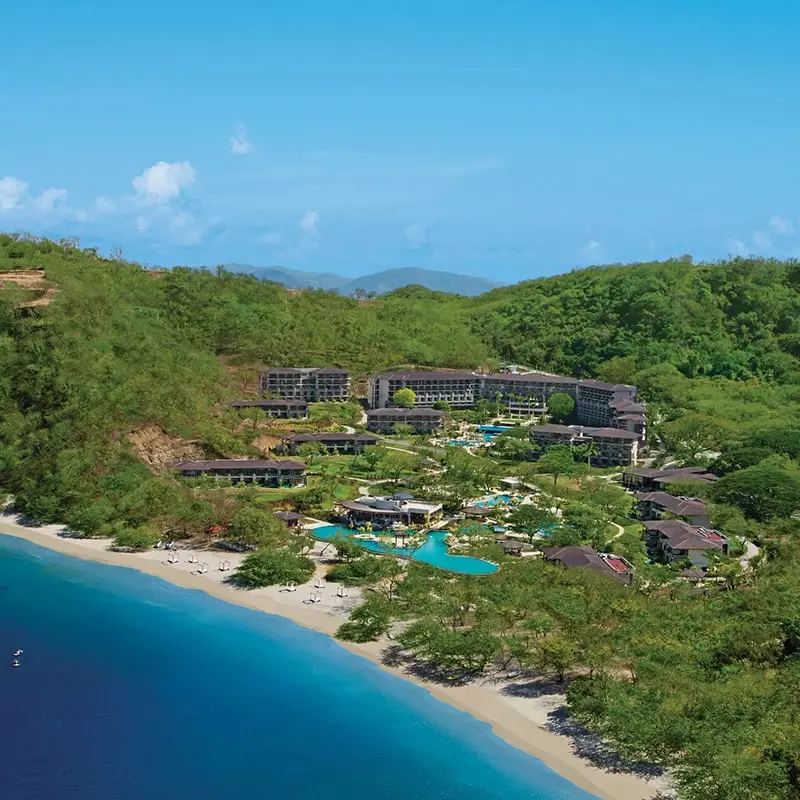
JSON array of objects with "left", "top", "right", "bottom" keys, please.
[{"left": 310, "top": 525, "right": 499, "bottom": 575}]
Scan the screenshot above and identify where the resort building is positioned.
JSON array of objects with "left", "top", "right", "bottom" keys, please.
[
  {"left": 174, "top": 459, "right": 307, "bottom": 487},
  {"left": 336, "top": 494, "right": 443, "bottom": 527},
  {"left": 622, "top": 466, "right": 718, "bottom": 491},
  {"left": 529, "top": 424, "right": 640, "bottom": 467},
  {"left": 643, "top": 519, "right": 729, "bottom": 568},
  {"left": 259, "top": 367, "right": 350, "bottom": 402},
  {"left": 542, "top": 545, "right": 634, "bottom": 585},
  {"left": 634, "top": 492, "right": 710, "bottom": 527},
  {"left": 367, "top": 370, "right": 643, "bottom": 433},
  {"left": 280, "top": 432, "right": 380, "bottom": 455},
  {"left": 366, "top": 407, "right": 445, "bottom": 435},
  {"left": 369, "top": 370, "right": 480, "bottom": 409},
  {"left": 225, "top": 399, "right": 308, "bottom": 419}
]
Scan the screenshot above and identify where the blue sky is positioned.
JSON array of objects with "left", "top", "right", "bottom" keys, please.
[{"left": 3, "top": 0, "right": 800, "bottom": 283}]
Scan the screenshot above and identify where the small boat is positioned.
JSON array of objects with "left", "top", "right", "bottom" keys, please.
[
  {"left": 13, "top": 649, "right": 23, "bottom": 657},
  {"left": 11, "top": 659, "right": 20, "bottom": 668}
]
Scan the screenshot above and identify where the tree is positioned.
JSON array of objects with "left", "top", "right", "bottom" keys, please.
[
  {"left": 112, "top": 525, "right": 160, "bottom": 551},
  {"left": 710, "top": 457, "right": 800, "bottom": 521},
  {"left": 660, "top": 413, "right": 735, "bottom": 463},
  {"left": 711, "top": 446, "right": 773, "bottom": 476},
  {"left": 536, "top": 445, "right": 582, "bottom": 486},
  {"left": 228, "top": 506, "right": 288, "bottom": 547},
  {"left": 508, "top": 504, "right": 557, "bottom": 543},
  {"left": 432, "top": 400, "right": 451, "bottom": 414},
  {"left": 336, "top": 596, "right": 393, "bottom": 642},
  {"left": 747, "top": 429, "right": 800, "bottom": 462},
  {"left": 297, "top": 441, "right": 327, "bottom": 465},
  {"left": 392, "top": 387, "right": 416, "bottom": 408},
  {"left": 392, "top": 422, "right": 416, "bottom": 438},
  {"left": 573, "top": 441, "right": 599, "bottom": 465},
  {"left": 232, "top": 548, "right": 315, "bottom": 588},
  {"left": 563, "top": 502, "right": 609, "bottom": 550},
  {"left": 535, "top": 634, "right": 577, "bottom": 682},
  {"left": 492, "top": 427, "right": 537, "bottom": 461},
  {"left": 547, "top": 392, "right": 575, "bottom": 422},
  {"left": 331, "top": 532, "right": 364, "bottom": 562}
]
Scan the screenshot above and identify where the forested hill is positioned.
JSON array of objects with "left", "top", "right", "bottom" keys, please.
[
  {"left": 1, "top": 233, "right": 799, "bottom": 525},
  {"left": 470, "top": 257, "right": 800, "bottom": 383}
]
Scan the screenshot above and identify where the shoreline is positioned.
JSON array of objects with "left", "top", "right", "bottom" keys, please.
[{"left": 0, "top": 516, "right": 669, "bottom": 800}]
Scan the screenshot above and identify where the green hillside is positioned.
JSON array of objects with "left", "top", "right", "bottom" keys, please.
[{"left": 1, "top": 234, "right": 799, "bottom": 534}]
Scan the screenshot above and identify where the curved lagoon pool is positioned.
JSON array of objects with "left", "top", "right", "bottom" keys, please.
[{"left": 311, "top": 525, "right": 499, "bottom": 575}]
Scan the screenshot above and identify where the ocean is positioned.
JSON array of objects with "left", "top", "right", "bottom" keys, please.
[{"left": 0, "top": 535, "right": 598, "bottom": 800}]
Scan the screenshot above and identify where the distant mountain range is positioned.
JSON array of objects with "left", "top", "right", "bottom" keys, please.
[{"left": 223, "top": 265, "right": 501, "bottom": 296}]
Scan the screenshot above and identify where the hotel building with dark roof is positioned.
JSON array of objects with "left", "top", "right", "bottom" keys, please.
[{"left": 259, "top": 367, "right": 350, "bottom": 402}]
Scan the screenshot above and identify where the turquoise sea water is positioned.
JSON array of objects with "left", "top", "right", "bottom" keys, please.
[
  {"left": 312, "top": 525, "right": 499, "bottom": 575},
  {"left": 0, "top": 534, "right": 596, "bottom": 800}
]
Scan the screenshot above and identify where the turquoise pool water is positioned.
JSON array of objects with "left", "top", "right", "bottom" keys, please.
[
  {"left": 311, "top": 525, "right": 499, "bottom": 575},
  {"left": 473, "top": 493, "right": 514, "bottom": 507}
]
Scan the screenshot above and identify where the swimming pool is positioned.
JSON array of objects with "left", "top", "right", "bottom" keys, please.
[
  {"left": 472, "top": 493, "right": 515, "bottom": 507},
  {"left": 310, "top": 525, "right": 499, "bottom": 575},
  {"left": 476, "top": 425, "right": 513, "bottom": 442}
]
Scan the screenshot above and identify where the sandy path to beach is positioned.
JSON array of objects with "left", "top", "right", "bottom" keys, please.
[{"left": 0, "top": 514, "right": 671, "bottom": 800}]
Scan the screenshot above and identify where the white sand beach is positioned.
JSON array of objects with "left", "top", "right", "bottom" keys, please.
[{"left": 0, "top": 514, "right": 672, "bottom": 800}]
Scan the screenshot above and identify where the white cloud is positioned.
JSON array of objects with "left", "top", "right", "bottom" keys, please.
[
  {"left": 299, "top": 210, "right": 320, "bottom": 233},
  {"left": 769, "top": 215, "right": 794, "bottom": 235},
  {"left": 727, "top": 238, "right": 748, "bottom": 256},
  {"left": 230, "top": 124, "right": 255, "bottom": 155},
  {"left": 404, "top": 223, "right": 428, "bottom": 249},
  {"left": 261, "top": 231, "right": 283, "bottom": 245},
  {"left": 132, "top": 161, "right": 196, "bottom": 203},
  {"left": 753, "top": 230, "right": 773, "bottom": 250},
  {"left": 32, "top": 188, "right": 68, "bottom": 213},
  {"left": 94, "top": 196, "right": 118, "bottom": 215},
  {"left": 0, "top": 176, "right": 29, "bottom": 211},
  {"left": 580, "top": 239, "right": 604, "bottom": 262}
]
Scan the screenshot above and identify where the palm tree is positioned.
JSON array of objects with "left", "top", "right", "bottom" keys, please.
[{"left": 576, "top": 442, "right": 599, "bottom": 466}]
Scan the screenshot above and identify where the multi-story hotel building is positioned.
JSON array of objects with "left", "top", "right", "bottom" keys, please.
[
  {"left": 225, "top": 399, "right": 309, "bottom": 419},
  {"left": 366, "top": 407, "right": 445, "bottom": 435},
  {"left": 174, "top": 459, "right": 307, "bottom": 487},
  {"left": 259, "top": 367, "right": 350, "bottom": 402},
  {"left": 367, "top": 370, "right": 642, "bottom": 433},
  {"left": 529, "top": 424, "right": 640, "bottom": 467},
  {"left": 280, "top": 432, "right": 380, "bottom": 455}
]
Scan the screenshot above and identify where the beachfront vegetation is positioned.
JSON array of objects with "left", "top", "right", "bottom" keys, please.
[
  {"left": 230, "top": 548, "right": 315, "bottom": 588},
  {"left": 2, "top": 235, "right": 800, "bottom": 799}
]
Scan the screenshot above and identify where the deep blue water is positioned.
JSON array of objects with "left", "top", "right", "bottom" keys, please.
[
  {"left": 312, "top": 525, "right": 499, "bottom": 575},
  {"left": 0, "top": 535, "right": 596, "bottom": 800}
]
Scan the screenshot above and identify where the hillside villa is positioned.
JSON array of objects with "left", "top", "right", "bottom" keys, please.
[
  {"left": 174, "top": 459, "right": 307, "bottom": 487},
  {"left": 542, "top": 545, "right": 634, "bottom": 584},
  {"left": 280, "top": 432, "right": 380, "bottom": 455},
  {"left": 622, "top": 466, "right": 718, "bottom": 490},
  {"left": 643, "top": 519, "right": 729, "bottom": 568},
  {"left": 634, "top": 491, "right": 710, "bottom": 527}
]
